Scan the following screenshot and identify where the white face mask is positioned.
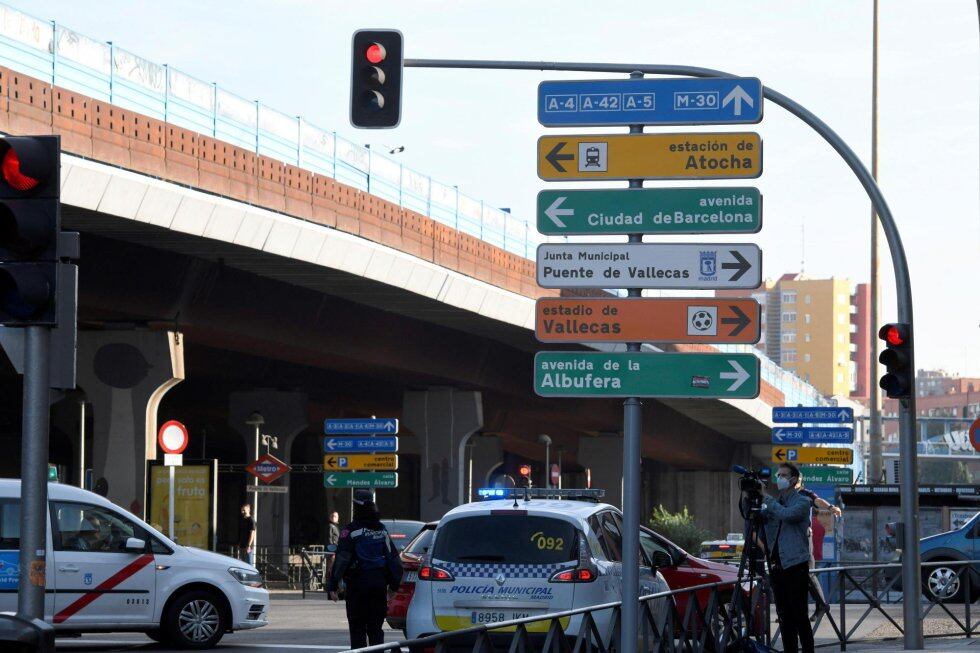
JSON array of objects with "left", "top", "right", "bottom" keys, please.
[{"left": 776, "top": 476, "right": 791, "bottom": 491}]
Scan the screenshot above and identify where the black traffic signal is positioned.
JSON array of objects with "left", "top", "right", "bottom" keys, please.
[
  {"left": 878, "top": 323, "right": 913, "bottom": 399},
  {"left": 350, "top": 30, "right": 403, "bottom": 128},
  {"left": 0, "top": 136, "right": 61, "bottom": 326}
]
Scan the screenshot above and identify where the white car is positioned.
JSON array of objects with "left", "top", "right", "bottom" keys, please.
[
  {"left": 406, "top": 488, "right": 670, "bottom": 646},
  {"left": 0, "top": 480, "right": 268, "bottom": 649}
]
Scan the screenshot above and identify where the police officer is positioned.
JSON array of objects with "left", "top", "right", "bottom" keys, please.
[{"left": 328, "top": 490, "right": 402, "bottom": 649}]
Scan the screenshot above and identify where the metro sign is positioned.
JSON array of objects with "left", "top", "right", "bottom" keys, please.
[{"left": 246, "top": 453, "right": 291, "bottom": 484}]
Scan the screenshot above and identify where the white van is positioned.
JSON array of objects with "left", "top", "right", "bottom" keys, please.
[{"left": 0, "top": 480, "right": 268, "bottom": 649}]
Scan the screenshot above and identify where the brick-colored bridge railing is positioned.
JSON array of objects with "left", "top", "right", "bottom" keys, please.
[{"left": 0, "top": 66, "right": 554, "bottom": 300}]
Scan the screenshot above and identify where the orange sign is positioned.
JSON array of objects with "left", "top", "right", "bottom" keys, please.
[{"left": 535, "top": 298, "right": 761, "bottom": 344}]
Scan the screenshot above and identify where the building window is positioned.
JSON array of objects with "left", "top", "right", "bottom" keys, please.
[
  {"left": 782, "top": 312, "right": 797, "bottom": 323},
  {"left": 804, "top": 314, "right": 812, "bottom": 324},
  {"left": 838, "top": 293, "right": 847, "bottom": 304},
  {"left": 837, "top": 334, "right": 845, "bottom": 344},
  {"left": 804, "top": 373, "right": 810, "bottom": 382},
  {"left": 804, "top": 333, "right": 811, "bottom": 343},
  {"left": 782, "top": 349, "right": 797, "bottom": 363},
  {"left": 804, "top": 353, "right": 811, "bottom": 362},
  {"left": 782, "top": 291, "right": 797, "bottom": 304},
  {"left": 837, "top": 314, "right": 846, "bottom": 324},
  {"left": 804, "top": 294, "right": 811, "bottom": 304},
  {"left": 782, "top": 331, "right": 797, "bottom": 344},
  {"left": 836, "top": 372, "right": 844, "bottom": 384}
]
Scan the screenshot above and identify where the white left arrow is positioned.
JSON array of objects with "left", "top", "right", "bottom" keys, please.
[
  {"left": 722, "top": 85, "right": 754, "bottom": 116},
  {"left": 720, "top": 359, "right": 750, "bottom": 392},
  {"left": 326, "top": 439, "right": 336, "bottom": 450},
  {"left": 545, "top": 196, "right": 573, "bottom": 228},
  {"left": 326, "top": 474, "right": 337, "bottom": 486},
  {"left": 773, "top": 429, "right": 785, "bottom": 442}
]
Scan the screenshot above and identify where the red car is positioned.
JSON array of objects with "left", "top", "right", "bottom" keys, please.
[
  {"left": 641, "top": 526, "right": 763, "bottom": 634},
  {"left": 386, "top": 521, "right": 436, "bottom": 635}
]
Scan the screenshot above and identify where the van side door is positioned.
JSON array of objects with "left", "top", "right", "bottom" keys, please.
[{"left": 50, "top": 501, "right": 156, "bottom": 627}]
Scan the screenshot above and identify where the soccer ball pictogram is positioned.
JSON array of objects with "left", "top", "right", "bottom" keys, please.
[{"left": 691, "top": 311, "right": 713, "bottom": 331}]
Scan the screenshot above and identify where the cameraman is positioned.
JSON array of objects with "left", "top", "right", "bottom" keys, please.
[{"left": 760, "top": 462, "right": 814, "bottom": 653}]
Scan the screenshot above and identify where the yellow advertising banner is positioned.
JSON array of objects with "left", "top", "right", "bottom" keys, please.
[{"left": 149, "top": 465, "right": 211, "bottom": 548}]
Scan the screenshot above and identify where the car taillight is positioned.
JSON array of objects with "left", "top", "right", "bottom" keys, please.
[
  {"left": 419, "top": 565, "right": 454, "bottom": 582},
  {"left": 550, "top": 567, "right": 596, "bottom": 583}
]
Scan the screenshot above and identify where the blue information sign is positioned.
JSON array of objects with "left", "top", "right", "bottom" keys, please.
[
  {"left": 772, "top": 407, "right": 854, "bottom": 424},
  {"left": 771, "top": 427, "right": 855, "bottom": 445},
  {"left": 323, "top": 436, "right": 399, "bottom": 453},
  {"left": 324, "top": 418, "right": 399, "bottom": 435},
  {"left": 538, "top": 77, "right": 763, "bottom": 127}
]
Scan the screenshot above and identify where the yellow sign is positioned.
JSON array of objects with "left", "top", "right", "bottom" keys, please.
[
  {"left": 771, "top": 447, "right": 853, "bottom": 465},
  {"left": 323, "top": 453, "right": 398, "bottom": 471},
  {"left": 149, "top": 465, "right": 211, "bottom": 548},
  {"left": 537, "top": 132, "right": 762, "bottom": 181}
]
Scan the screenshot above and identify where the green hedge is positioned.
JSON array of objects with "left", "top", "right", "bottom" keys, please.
[{"left": 648, "top": 505, "right": 712, "bottom": 554}]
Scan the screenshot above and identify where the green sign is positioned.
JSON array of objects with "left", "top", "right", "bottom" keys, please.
[
  {"left": 772, "top": 465, "right": 853, "bottom": 485},
  {"left": 47, "top": 465, "right": 58, "bottom": 482},
  {"left": 536, "top": 187, "right": 761, "bottom": 236},
  {"left": 323, "top": 471, "right": 398, "bottom": 489},
  {"left": 533, "top": 352, "right": 760, "bottom": 399}
]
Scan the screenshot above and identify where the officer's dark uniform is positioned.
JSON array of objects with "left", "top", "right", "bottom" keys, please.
[{"left": 328, "top": 507, "right": 401, "bottom": 648}]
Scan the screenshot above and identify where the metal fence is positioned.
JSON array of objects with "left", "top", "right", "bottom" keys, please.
[
  {"left": 0, "top": 2, "right": 537, "bottom": 259},
  {"left": 347, "top": 560, "right": 980, "bottom": 653}
]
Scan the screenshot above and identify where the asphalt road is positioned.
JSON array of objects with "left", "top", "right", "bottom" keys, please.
[{"left": 55, "top": 596, "right": 401, "bottom": 652}]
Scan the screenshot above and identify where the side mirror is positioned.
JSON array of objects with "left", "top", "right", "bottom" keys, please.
[
  {"left": 124, "top": 537, "right": 146, "bottom": 553},
  {"left": 651, "top": 550, "right": 673, "bottom": 571}
]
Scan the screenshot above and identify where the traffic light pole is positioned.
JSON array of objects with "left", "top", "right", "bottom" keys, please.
[
  {"left": 16, "top": 325, "right": 51, "bottom": 620},
  {"left": 403, "top": 57, "right": 922, "bottom": 649}
]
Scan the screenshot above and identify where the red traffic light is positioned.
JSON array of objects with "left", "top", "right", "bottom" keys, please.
[
  {"left": 883, "top": 325, "right": 903, "bottom": 346},
  {"left": 1, "top": 148, "right": 40, "bottom": 192},
  {"left": 365, "top": 43, "right": 386, "bottom": 64},
  {"left": 519, "top": 464, "right": 532, "bottom": 477}
]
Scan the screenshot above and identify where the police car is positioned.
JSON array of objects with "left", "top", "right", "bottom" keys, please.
[
  {"left": 0, "top": 480, "right": 268, "bottom": 649},
  {"left": 406, "top": 488, "right": 670, "bottom": 643}
]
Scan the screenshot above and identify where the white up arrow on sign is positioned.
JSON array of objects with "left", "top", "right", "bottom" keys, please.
[
  {"left": 722, "top": 86, "right": 754, "bottom": 116},
  {"left": 720, "top": 359, "right": 750, "bottom": 392},
  {"left": 544, "top": 196, "right": 573, "bottom": 228}
]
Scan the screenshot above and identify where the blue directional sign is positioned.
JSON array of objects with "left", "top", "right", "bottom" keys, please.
[
  {"left": 772, "top": 407, "right": 854, "bottom": 424},
  {"left": 324, "top": 418, "right": 399, "bottom": 435},
  {"left": 771, "top": 427, "right": 855, "bottom": 445},
  {"left": 323, "top": 436, "right": 399, "bottom": 453},
  {"left": 538, "top": 77, "right": 763, "bottom": 127}
]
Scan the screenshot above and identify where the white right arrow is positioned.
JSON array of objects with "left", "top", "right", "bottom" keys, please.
[
  {"left": 544, "top": 196, "right": 573, "bottom": 228},
  {"left": 722, "top": 85, "right": 754, "bottom": 116},
  {"left": 720, "top": 359, "right": 750, "bottom": 392}
]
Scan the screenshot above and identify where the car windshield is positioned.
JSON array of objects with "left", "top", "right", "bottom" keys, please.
[
  {"left": 405, "top": 526, "right": 435, "bottom": 556},
  {"left": 386, "top": 521, "right": 424, "bottom": 550},
  {"left": 432, "top": 515, "right": 578, "bottom": 565}
]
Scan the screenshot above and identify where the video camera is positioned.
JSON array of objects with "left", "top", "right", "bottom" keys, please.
[{"left": 733, "top": 465, "right": 771, "bottom": 520}]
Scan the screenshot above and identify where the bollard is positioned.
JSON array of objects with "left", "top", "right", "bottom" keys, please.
[{"left": 0, "top": 614, "right": 55, "bottom": 653}]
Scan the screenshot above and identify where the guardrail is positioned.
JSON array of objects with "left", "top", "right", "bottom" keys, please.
[{"left": 349, "top": 560, "right": 980, "bottom": 652}]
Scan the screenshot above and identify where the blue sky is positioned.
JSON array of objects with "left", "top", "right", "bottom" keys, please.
[{"left": 21, "top": 0, "right": 980, "bottom": 376}]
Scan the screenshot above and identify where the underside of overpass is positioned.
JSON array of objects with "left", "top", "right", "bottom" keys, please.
[{"left": 0, "top": 204, "right": 777, "bottom": 542}]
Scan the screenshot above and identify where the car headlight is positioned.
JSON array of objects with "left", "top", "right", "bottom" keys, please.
[{"left": 228, "top": 567, "right": 263, "bottom": 588}]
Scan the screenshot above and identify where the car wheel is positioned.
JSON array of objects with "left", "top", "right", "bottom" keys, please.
[
  {"left": 924, "top": 562, "right": 964, "bottom": 602},
  {"left": 164, "top": 590, "right": 226, "bottom": 649}
]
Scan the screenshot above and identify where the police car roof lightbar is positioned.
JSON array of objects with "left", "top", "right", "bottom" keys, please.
[{"left": 476, "top": 488, "right": 605, "bottom": 501}]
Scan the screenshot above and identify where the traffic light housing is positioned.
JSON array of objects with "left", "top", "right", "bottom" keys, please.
[
  {"left": 0, "top": 136, "right": 61, "bottom": 326},
  {"left": 350, "top": 30, "right": 403, "bottom": 128},
  {"left": 878, "top": 323, "right": 912, "bottom": 399}
]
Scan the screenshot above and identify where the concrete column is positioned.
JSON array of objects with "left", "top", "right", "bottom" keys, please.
[
  {"left": 402, "top": 388, "right": 482, "bottom": 521},
  {"left": 77, "top": 331, "right": 184, "bottom": 516},
  {"left": 578, "top": 433, "right": 624, "bottom": 508},
  {"left": 228, "top": 390, "right": 308, "bottom": 551},
  {"left": 468, "top": 435, "right": 502, "bottom": 502}
]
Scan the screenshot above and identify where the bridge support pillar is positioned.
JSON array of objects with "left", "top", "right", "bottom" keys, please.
[
  {"left": 402, "top": 388, "right": 483, "bottom": 521},
  {"left": 229, "top": 390, "right": 308, "bottom": 551},
  {"left": 578, "top": 434, "right": 624, "bottom": 508},
  {"left": 77, "top": 331, "right": 184, "bottom": 517}
]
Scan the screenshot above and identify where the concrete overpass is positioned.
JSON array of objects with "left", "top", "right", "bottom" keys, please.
[{"left": 0, "top": 4, "right": 826, "bottom": 547}]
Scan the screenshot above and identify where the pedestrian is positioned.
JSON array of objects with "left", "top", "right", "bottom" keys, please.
[
  {"left": 796, "top": 484, "right": 842, "bottom": 609},
  {"left": 328, "top": 491, "right": 403, "bottom": 649},
  {"left": 760, "top": 462, "right": 814, "bottom": 653},
  {"left": 239, "top": 502, "right": 256, "bottom": 566},
  {"left": 325, "top": 510, "right": 341, "bottom": 581}
]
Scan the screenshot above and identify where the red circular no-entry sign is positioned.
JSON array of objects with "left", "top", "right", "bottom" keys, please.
[
  {"left": 970, "top": 418, "right": 980, "bottom": 453},
  {"left": 158, "top": 420, "right": 189, "bottom": 454}
]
